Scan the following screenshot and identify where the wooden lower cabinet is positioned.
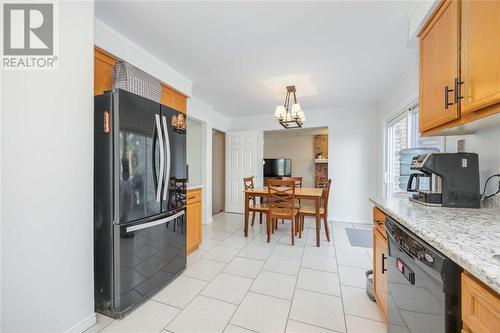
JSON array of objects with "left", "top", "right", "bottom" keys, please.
[
  {"left": 461, "top": 272, "right": 500, "bottom": 333},
  {"left": 186, "top": 188, "right": 202, "bottom": 255},
  {"left": 372, "top": 207, "right": 388, "bottom": 323}
]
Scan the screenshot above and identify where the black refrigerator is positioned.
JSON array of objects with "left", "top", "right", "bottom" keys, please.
[{"left": 94, "top": 89, "right": 187, "bottom": 318}]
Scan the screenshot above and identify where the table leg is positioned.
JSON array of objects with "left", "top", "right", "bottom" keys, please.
[
  {"left": 244, "top": 192, "right": 249, "bottom": 237},
  {"left": 315, "top": 197, "right": 320, "bottom": 247}
]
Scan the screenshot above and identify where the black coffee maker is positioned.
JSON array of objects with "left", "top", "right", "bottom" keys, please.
[{"left": 407, "top": 153, "right": 480, "bottom": 208}]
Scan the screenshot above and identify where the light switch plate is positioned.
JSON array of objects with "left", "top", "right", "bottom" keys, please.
[{"left": 457, "top": 139, "right": 465, "bottom": 152}]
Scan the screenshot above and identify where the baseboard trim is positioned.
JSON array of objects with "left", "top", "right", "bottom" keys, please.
[{"left": 65, "top": 313, "right": 96, "bottom": 333}]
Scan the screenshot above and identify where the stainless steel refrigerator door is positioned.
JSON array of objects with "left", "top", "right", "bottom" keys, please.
[
  {"left": 116, "top": 90, "right": 162, "bottom": 223},
  {"left": 113, "top": 211, "right": 186, "bottom": 313}
]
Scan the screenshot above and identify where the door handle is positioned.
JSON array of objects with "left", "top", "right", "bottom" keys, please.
[
  {"left": 162, "top": 116, "right": 171, "bottom": 201},
  {"left": 155, "top": 114, "right": 164, "bottom": 202},
  {"left": 444, "top": 85, "right": 454, "bottom": 109},
  {"left": 454, "top": 78, "right": 464, "bottom": 104},
  {"left": 152, "top": 121, "right": 158, "bottom": 193},
  {"left": 126, "top": 210, "right": 184, "bottom": 232},
  {"left": 382, "top": 253, "right": 387, "bottom": 274}
]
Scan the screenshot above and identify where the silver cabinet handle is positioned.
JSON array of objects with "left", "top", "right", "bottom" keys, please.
[
  {"left": 155, "top": 114, "right": 164, "bottom": 202},
  {"left": 126, "top": 210, "right": 184, "bottom": 232},
  {"left": 162, "top": 116, "right": 171, "bottom": 201}
]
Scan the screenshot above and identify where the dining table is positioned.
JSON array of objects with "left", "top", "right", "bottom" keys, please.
[{"left": 243, "top": 186, "right": 324, "bottom": 247}]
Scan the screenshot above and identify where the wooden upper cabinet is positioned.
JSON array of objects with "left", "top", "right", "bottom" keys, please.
[
  {"left": 94, "top": 48, "right": 117, "bottom": 95},
  {"left": 161, "top": 83, "right": 187, "bottom": 114},
  {"left": 94, "top": 47, "right": 188, "bottom": 113},
  {"left": 460, "top": 0, "right": 500, "bottom": 115},
  {"left": 419, "top": 0, "right": 460, "bottom": 132}
]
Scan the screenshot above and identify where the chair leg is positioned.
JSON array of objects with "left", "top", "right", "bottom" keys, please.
[
  {"left": 298, "top": 215, "right": 302, "bottom": 239},
  {"left": 251, "top": 211, "right": 256, "bottom": 226},
  {"left": 271, "top": 218, "right": 275, "bottom": 234},
  {"left": 323, "top": 216, "right": 331, "bottom": 242},
  {"left": 259, "top": 212, "right": 263, "bottom": 224},
  {"left": 266, "top": 212, "right": 271, "bottom": 243},
  {"left": 290, "top": 218, "right": 295, "bottom": 246}
]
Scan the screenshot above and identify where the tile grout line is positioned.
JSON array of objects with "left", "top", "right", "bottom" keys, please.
[
  {"left": 222, "top": 217, "right": 296, "bottom": 332},
  {"left": 283, "top": 220, "right": 309, "bottom": 333},
  {"left": 159, "top": 254, "right": 233, "bottom": 332},
  {"left": 332, "top": 223, "right": 350, "bottom": 333},
  {"left": 289, "top": 318, "right": 345, "bottom": 333}
]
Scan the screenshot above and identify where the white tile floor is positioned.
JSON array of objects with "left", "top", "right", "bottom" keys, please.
[{"left": 86, "top": 213, "right": 386, "bottom": 333}]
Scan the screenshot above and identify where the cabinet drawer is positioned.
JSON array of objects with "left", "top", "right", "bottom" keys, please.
[
  {"left": 462, "top": 272, "right": 500, "bottom": 333},
  {"left": 187, "top": 189, "right": 202, "bottom": 204},
  {"left": 373, "top": 207, "right": 387, "bottom": 236}
]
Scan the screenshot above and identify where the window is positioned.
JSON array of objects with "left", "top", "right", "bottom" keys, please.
[{"left": 385, "top": 104, "right": 444, "bottom": 198}]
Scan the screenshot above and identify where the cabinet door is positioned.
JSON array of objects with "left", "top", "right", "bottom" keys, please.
[
  {"left": 94, "top": 48, "right": 117, "bottom": 95},
  {"left": 373, "top": 228, "right": 388, "bottom": 321},
  {"left": 462, "top": 272, "right": 500, "bottom": 333},
  {"left": 419, "top": 0, "right": 460, "bottom": 131},
  {"left": 186, "top": 190, "right": 202, "bottom": 254},
  {"left": 461, "top": 0, "right": 500, "bottom": 114}
]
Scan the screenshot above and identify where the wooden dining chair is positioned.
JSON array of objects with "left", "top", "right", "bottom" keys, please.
[
  {"left": 267, "top": 179, "right": 299, "bottom": 245},
  {"left": 280, "top": 176, "right": 303, "bottom": 224},
  {"left": 243, "top": 176, "right": 268, "bottom": 226},
  {"left": 282, "top": 176, "right": 303, "bottom": 188},
  {"left": 297, "top": 179, "right": 332, "bottom": 241}
]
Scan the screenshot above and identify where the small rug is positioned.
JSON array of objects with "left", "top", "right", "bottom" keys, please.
[{"left": 345, "top": 228, "right": 372, "bottom": 248}]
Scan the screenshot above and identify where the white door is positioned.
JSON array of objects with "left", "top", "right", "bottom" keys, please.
[{"left": 225, "top": 131, "right": 262, "bottom": 213}]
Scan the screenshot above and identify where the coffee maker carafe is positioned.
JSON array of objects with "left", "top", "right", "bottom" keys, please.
[{"left": 407, "top": 153, "right": 480, "bottom": 208}]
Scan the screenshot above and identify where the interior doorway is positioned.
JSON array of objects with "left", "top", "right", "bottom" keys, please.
[
  {"left": 263, "top": 127, "right": 328, "bottom": 188},
  {"left": 212, "top": 129, "right": 225, "bottom": 215}
]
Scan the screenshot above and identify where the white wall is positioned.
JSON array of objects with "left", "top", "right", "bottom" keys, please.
[
  {"left": 187, "top": 97, "right": 230, "bottom": 224},
  {"left": 186, "top": 119, "right": 203, "bottom": 186},
  {"left": 230, "top": 107, "right": 378, "bottom": 224},
  {"left": 264, "top": 133, "right": 317, "bottom": 188},
  {"left": 94, "top": 20, "right": 192, "bottom": 97},
  {"left": 1, "top": 2, "right": 95, "bottom": 332}
]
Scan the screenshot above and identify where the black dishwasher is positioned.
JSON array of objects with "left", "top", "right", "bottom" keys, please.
[{"left": 385, "top": 217, "right": 461, "bottom": 333}]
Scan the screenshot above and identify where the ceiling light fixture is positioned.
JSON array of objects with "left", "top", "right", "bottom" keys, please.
[{"left": 274, "top": 85, "right": 305, "bottom": 129}]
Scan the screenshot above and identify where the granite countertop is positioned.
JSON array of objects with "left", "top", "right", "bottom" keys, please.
[{"left": 370, "top": 197, "right": 500, "bottom": 294}]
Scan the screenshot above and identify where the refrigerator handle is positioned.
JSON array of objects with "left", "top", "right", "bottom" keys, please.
[
  {"left": 162, "top": 116, "right": 171, "bottom": 201},
  {"left": 152, "top": 122, "right": 158, "bottom": 193},
  {"left": 126, "top": 210, "right": 184, "bottom": 232},
  {"left": 155, "top": 114, "right": 164, "bottom": 202}
]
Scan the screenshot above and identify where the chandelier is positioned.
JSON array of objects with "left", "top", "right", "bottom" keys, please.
[{"left": 274, "top": 85, "right": 305, "bottom": 129}]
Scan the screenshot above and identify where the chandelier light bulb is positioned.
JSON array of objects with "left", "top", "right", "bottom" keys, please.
[{"left": 291, "top": 103, "right": 301, "bottom": 118}]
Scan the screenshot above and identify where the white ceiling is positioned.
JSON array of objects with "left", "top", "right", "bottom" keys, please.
[{"left": 95, "top": 1, "right": 418, "bottom": 117}]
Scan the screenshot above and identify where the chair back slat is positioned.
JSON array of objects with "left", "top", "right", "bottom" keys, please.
[
  {"left": 267, "top": 179, "right": 296, "bottom": 214},
  {"left": 243, "top": 176, "right": 254, "bottom": 190},
  {"left": 282, "top": 176, "right": 303, "bottom": 188}
]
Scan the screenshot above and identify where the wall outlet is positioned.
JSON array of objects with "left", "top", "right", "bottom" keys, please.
[{"left": 457, "top": 139, "right": 465, "bottom": 152}]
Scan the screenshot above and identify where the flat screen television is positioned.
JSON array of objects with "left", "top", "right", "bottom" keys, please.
[{"left": 263, "top": 158, "right": 292, "bottom": 177}]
